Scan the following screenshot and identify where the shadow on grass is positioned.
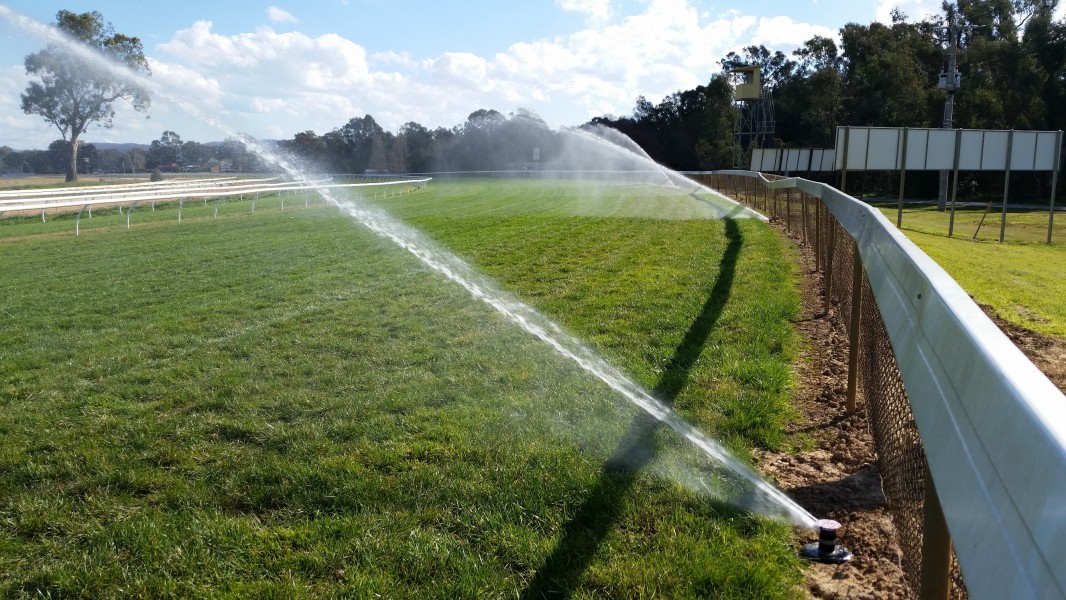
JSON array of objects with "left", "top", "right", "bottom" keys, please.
[
  {"left": 688, "top": 191, "right": 756, "bottom": 220},
  {"left": 519, "top": 218, "right": 744, "bottom": 599}
]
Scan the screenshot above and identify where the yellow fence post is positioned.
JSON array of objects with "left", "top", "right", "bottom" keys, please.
[
  {"left": 846, "top": 244, "right": 862, "bottom": 415},
  {"left": 823, "top": 219, "right": 835, "bottom": 316},
  {"left": 920, "top": 471, "right": 953, "bottom": 600}
]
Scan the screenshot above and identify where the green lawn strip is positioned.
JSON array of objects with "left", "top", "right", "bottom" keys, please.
[
  {"left": 873, "top": 204, "right": 1066, "bottom": 338},
  {"left": 877, "top": 201, "right": 1065, "bottom": 244},
  {"left": 1, "top": 179, "right": 806, "bottom": 597},
  {"left": 377, "top": 179, "right": 800, "bottom": 446}
]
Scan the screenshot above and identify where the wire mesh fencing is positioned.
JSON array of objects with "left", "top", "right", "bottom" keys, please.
[{"left": 697, "top": 172, "right": 967, "bottom": 599}]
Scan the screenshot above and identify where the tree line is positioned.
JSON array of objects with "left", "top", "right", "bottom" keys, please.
[
  {"left": 274, "top": 108, "right": 562, "bottom": 174},
  {"left": 0, "top": 133, "right": 262, "bottom": 176}
]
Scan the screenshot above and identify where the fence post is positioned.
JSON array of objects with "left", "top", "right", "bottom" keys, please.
[
  {"left": 920, "top": 471, "right": 953, "bottom": 600},
  {"left": 1048, "top": 131, "right": 1062, "bottom": 245},
  {"left": 846, "top": 244, "right": 862, "bottom": 415},
  {"left": 824, "top": 219, "right": 836, "bottom": 316},
  {"left": 839, "top": 126, "right": 851, "bottom": 196},
  {"left": 815, "top": 201, "right": 821, "bottom": 272},
  {"left": 948, "top": 128, "right": 963, "bottom": 237},
  {"left": 897, "top": 127, "right": 909, "bottom": 228},
  {"left": 76, "top": 204, "right": 87, "bottom": 236},
  {"left": 999, "top": 129, "right": 1014, "bottom": 243},
  {"left": 785, "top": 188, "right": 792, "bottom": 233}
]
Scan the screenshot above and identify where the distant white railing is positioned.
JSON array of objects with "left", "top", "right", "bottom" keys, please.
[{"left": 0, "top": 176, "right": 431, "bottom": 234}]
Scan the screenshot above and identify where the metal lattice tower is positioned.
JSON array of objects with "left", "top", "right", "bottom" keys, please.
[{"left": 730, "top": 66, "right": 776, "bottom": 169}]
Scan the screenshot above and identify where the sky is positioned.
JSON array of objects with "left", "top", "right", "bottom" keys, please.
[{"left": 0, "top": 0, "right": 1060, "bottom": 149}]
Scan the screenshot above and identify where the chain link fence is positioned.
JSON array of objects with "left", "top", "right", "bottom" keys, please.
[{"left": 695, "top": 172, "right": 967, "bottom": 599}]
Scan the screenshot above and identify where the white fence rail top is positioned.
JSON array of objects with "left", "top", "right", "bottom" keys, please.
[
  {"left": 0, "top": 177, "right": 431, "bottom": 215},
  {"left": 0, "top": 177, "right": 250, "bottom": 200}
]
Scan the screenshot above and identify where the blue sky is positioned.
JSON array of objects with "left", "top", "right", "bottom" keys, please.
[{"left": 0, "top": 0, "right": 1017, "bottom": 148}]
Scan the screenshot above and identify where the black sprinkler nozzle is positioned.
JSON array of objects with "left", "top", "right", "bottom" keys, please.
[{"left": 800, "top": 519, "right": 853, "bottom": 564}]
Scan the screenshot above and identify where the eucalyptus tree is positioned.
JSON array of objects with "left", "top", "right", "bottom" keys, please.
[
  {"left": 951, "top": 0, "right": 1048, "bottom": 129},
  {"left": 147, "top": 130, "right": 183, "bottom": 169},
  {"left": 839, "top": 15, "right": 942, "bottom": 127},
  {"left": 20, "top": 10, "right": 150, "bottom": 182},
  {"left": 785, "top": 36, "right": 845, "bottom": 147},
  {"left": 337, "top": 115, "right": 387, "bottom": 173},
  {"left": 1020, "top": 0, "right": 1066, "bottom": 130},
  {"left": 396, "top": 121, "right": 435, "bottom": 173}
]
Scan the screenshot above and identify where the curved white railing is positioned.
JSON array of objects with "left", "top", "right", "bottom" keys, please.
[
  {"left": 0, "top": 177, "right": 251, "bottom": 200},
  {"left": 713, "top": 170, "right": 1066, "bottom": 600}
]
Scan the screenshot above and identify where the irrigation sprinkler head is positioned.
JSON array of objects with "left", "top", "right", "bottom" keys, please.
[{"left": 800, "top": 519, "right": 853, "bottom": 564}]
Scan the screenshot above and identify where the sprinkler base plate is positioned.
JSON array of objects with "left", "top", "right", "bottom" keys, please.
[{"left": 800, "top": 542, "right": 853, "bottom": 564}]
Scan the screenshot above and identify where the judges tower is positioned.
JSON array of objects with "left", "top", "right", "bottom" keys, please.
[{"left": 730, "top": 66, "right": 775, "bottom": 169}]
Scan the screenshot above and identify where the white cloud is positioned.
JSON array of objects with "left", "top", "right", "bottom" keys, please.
[
  {"left": 556, "top": 0, "right": 612, "bottom": 21},
  {"left": 145, "top": 0, "right": 842, "bottom": 137},
  {"left": 750, "top": 16, "right": 838, "bottom": 47},
  {"left": 426, "top": 52, "right": 491, "bottom": 88},
  {"left": 874, "top": 0, "right": 942, "bottom": 24},
  {"left": 0, "top": 64, "right": 27, "bottom": 109},
  {"left": 151, "top": 20, "right": 412, "bottom": 139},
  {"left": 146, "top": 59, "right": 224, "bottom": 109},
  {"left": 371, "top": 50, "right": 416, "bottom": 68},
  {"left": 159, "top": 22, "right": 372, "bottom": 87},
  {"left": 475, "top": 0, "right": 821, "bottom": 120},
  {"left": 267, "top": 7, "right": 299, "bottom": 24}
]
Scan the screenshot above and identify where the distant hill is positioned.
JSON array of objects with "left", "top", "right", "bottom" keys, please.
[
  {"left": 83, "top": 140, "right": 281, "bottom": 152},
  {"left": 87, "top": 142, "right": 150, "bottom": 152}
]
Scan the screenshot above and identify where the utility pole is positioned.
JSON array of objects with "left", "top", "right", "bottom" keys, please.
[{"left": 938, "top": 11, "right": 963, "bottom": 212}]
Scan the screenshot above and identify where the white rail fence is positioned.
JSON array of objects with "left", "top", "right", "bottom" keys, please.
[
  {"left": 0, "top": 176, "right": 431, "bottom": 234},
  {"left": 703, "top": 170, "right": 1065, "bottom": 600}
]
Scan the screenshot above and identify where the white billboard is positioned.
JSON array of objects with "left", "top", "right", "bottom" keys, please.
[
  {"left": 834, "top": 126, "right": 1063, "bottom": 172},
  {"left": 749, "top": 148, "right": 836, "bottom": 172}
]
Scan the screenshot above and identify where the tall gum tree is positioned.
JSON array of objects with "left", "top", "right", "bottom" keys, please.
[{"left": 21, "top": 10, "right": 150, "bottom": 182}]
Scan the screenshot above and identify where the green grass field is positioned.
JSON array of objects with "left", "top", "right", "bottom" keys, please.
[
  {"left": 874, "top": 203, "right": 1066, "bottom": 339},
  {"left": 0, "top": 178, "right": 809, "bottom": 598}
]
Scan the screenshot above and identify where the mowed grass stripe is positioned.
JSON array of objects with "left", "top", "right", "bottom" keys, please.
[{"left": 1, "top": 178, "right": 806, "bottom": 598}]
